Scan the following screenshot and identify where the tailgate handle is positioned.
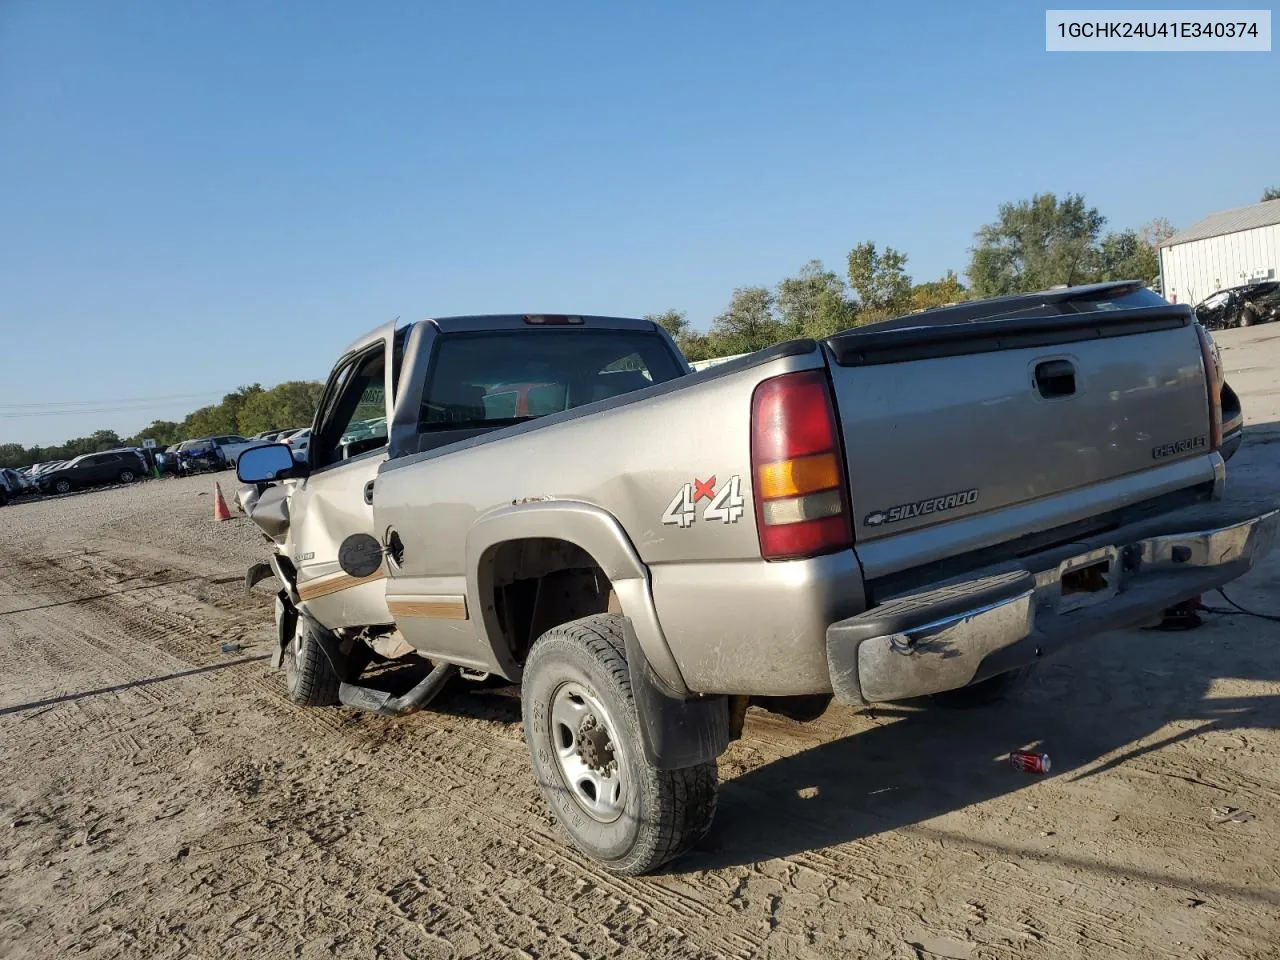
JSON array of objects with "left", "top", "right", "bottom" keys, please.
[{"left": 1034, "top": 359, "right": 1076, "bottom": 398}]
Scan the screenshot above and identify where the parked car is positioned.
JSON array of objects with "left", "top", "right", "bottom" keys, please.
[
  {"left": 175, "top": 439, "right": 226, "bottom": 475},
  {"left": 206, "top": 435, "right": 257, "bottom": 467},
  {"left": 1194, "top": 281, "right": 1280, "bottom": 330},
  {"left": 1, "top": 468, "right": 36, "bottom": 497},
  {"left": 285, "top": 428, "right": 311, "bottom": 459},
  {"left": 236, "top": 288, "right": 1278, "bottom": 875},
  {"left": 27, "top": 460, "right": 66, "bottom": 477},
  {"left": 339, "top": 417, "right": 387, "bottom": 446},
  {"left": 37, "top": 449, "right": 148, "bottom": 495},
  {"left": 251, "top": 429, "right": 294, "bottom": 442}
]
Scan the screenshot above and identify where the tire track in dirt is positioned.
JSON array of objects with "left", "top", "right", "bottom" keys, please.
[
  {"left": 1, "top": 550, "right": 766, "bottom": 958},
  {"left": 7, "top": 529, "right": 1280, "bottom": 960}
]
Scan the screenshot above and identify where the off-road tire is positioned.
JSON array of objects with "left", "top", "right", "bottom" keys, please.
[
  {"left": 283, "top": 619, "right": 341, "bottom": 706},
  {"left": 928, "top": 665, "right": 1035, "bottom": 708},
  {"left": 118, "top": 469, "right": 136, "bottom": 483},
  {"left": 522, "top": 614, "right": 718, "bottom": 875}
]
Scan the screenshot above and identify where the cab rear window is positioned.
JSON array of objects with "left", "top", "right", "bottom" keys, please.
[{"left": 419, "top": 331, "right": 682, "bottom": 431}]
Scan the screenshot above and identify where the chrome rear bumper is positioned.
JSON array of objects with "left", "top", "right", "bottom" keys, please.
[{"left": 827, "top": 501, "right": 1279, "bottom": 705}]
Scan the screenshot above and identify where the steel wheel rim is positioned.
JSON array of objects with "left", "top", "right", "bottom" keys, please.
[{"left": 549, "top": 680, "right": 626, "bottom": 823}]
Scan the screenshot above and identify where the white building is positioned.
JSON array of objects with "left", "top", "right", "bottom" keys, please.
[
  {"left": 1159, "top": 199, "right": 1280, "bottom": 307},
  {"left": 688, "top": 353, "right": 748, "bottom": 371}
]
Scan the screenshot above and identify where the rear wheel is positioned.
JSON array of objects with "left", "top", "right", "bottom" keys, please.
[
  {"left": 522, "top": 614, "right": 718, "bottom": 875},
  {"left": 283, "top": 618, "right": 342, "bottom": 706},
  {"left": 928, "top": 665, "right": 1035, "bottom": 708}
]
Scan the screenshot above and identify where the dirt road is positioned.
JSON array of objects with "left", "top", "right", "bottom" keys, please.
[{"left": 3, "top": 328, "right": 1280, "bottom": 959}]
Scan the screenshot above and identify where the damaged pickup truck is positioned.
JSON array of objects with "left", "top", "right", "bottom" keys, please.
[{"left": 237, "top": 281, "right": 1277, "bottom": 874}]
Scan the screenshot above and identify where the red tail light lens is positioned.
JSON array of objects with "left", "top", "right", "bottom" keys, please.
[
  {"left": 1194, "top": 322, "right": 1223, "bottom": 452},
  {"left": 750, "top": 370, "right": 853, "bottom": 560}
]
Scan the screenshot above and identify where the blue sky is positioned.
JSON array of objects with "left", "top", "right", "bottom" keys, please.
[{"left": 1, "top": 1, "right": 1276, "bottom": 447}]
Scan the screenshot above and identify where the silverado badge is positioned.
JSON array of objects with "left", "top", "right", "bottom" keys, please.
[{"left": 864, "top": 488, "right": 979, "bottom": 528}]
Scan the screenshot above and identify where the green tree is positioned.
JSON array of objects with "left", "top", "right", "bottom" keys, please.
[
  {"left": 125, "top": 420, "right": 184, "bottom": 448},
  {"left": 706, "top": 286, "right": 784, "bottom": 356},
  {"left": 1262, "top": 186, "right": 1280, "bottom": 202},
  {"left": 776, "top": 260, "right": 857, "bottom": 338},
  {"left": 1139, "top": 217, "right": 1176, "bottom": 248},
  {"left": 0, "top": 443, "right": 27, "bottom": 470},
  {"left": 910, "top": 270, "right": 968, "bottom": 312},
  {"left": 967, "top": 192, "right": 1106, "bottom": 297},
  {"left": 846, "top": 242, "right": 912, "bottom": 322},
  {"left": 645, "top": 310, "right": 689, "bottom": 340},
  {"left": 236, "top": 381, "right": 325, "bottom": 436},
  {"left": 1098, "top": 229, "right": 1160, "bottom": 285}
]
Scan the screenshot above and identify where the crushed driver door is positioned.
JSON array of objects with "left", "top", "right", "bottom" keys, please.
[{"left": 289, "top": 320, "right": 399, "bottom": 628}]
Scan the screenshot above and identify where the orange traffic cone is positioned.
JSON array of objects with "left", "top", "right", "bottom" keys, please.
[{"left": 213, "top": 482, "right": 232, "bottom": 522}]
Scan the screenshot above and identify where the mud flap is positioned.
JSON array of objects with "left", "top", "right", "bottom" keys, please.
[
  {"left": 271, "top": 591, "right": 297, "bottom": 671},
  {"left": 622, "top": 620, "right": 730, "bottom": 770},
  {"left": 245, "top": 561, "right": 274, "bottom": 594}
]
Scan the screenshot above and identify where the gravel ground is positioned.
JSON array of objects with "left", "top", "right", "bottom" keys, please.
[
  {"left": 1, "top": 327, "right": 1279, "bottom": 959},
  {"left": 0, "top": 471, "right": 267, "bottom": 574}
]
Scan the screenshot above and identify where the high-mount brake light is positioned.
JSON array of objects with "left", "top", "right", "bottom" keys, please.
[
  {"left": 749, "top": 370, "right": 853, "bottom": 560},
  {"left": 524, "top": 314, "right": 584, "bottom": 325}
]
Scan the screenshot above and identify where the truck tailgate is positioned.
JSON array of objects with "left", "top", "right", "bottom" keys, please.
[{"left": 825, "top": 307, "right": 1214, "bottom": 543}]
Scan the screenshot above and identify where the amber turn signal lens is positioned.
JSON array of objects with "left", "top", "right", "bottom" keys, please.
[{"left": 757, "top": 452, "right": 841, "bottom": 500}]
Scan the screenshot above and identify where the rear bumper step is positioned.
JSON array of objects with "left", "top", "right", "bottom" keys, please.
[{"left": 828, "top": 499, "right": 1279, "bottom": 705}]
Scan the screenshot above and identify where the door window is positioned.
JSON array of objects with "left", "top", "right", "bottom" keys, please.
[{"left": 313, "top": 350, "right": 388, "bottom": 468}]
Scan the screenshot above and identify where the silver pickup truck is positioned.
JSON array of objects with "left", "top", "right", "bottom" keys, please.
[{"left": 237, "top": 281, "right": 1274, "bottom": 874}]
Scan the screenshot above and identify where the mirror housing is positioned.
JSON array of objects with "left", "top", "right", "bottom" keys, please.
[{"left": 237, "top": 443, "right": 301, "bottom": 484}]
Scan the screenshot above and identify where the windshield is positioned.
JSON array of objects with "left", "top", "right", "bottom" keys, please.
[{"left": 418, "top": 330, "right": 682, "bottom": 431}]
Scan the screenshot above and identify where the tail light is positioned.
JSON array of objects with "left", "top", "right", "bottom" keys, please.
[
  {"left": 750, "top": 370, "right": 853, "bottom": 560},
  {"left": 1193, "top": 322, "right": 1223, "bottom": 452}
]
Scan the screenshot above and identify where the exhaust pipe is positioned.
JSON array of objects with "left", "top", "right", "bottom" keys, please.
[{"left": 338, "top": 662, "right": 458, "bottom": 717}]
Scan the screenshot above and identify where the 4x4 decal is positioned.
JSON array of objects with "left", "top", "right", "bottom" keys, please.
[{"left": 662, "top": 475, "right": 746, "bottom": 528}]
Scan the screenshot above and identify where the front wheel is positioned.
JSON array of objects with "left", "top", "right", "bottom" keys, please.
[
  {"left": 53, "top": 479, "right": 72, "bottom": 495},
  {"left": 118, "top": 469, "right": 136, "bottom": 483},
  {"left": 283, "top": 618, "right": 342, "bottom": 706},
  {"left": 522, "top": 614, "right": 718, "bottom": 875}
]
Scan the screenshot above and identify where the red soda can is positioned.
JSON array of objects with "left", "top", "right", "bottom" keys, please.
[{"left": 1010, "top": 750, "right": 1051, "bottom": 774}]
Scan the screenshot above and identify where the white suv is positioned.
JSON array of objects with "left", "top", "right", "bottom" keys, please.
[{"left": 210, "top": 435, "right": 258, "bottom": 467}]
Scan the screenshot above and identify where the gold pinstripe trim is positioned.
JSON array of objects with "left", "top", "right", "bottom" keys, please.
[
  {"left": 296, "top": 570, "right": 386, "bottom": 601},
  {"left": 387, "top": 596, "right": 469, "bottom": 621}
]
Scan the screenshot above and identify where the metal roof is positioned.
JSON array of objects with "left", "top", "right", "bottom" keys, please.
[{"left": 1161, "top": 199, "right": 1280, "bottom": 248}]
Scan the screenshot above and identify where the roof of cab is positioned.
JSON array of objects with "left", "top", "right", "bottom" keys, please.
[{"left": 425, "top": 314, "right": 655, "bottom": 333}]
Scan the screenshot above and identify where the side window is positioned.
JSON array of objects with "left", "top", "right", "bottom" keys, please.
[{"left": 313, "top": 350, "right": 388, "bottom": 468}]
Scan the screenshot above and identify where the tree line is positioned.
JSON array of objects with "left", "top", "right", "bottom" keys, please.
[
  {"left": 650, "top": 191, "right": 1175, "bottom": 361},
  {"left": 0, "top": 380, "right": 324, "bottom": 470},
  {"left": 8, "top": 187, "right": 1268, "bottom": 470}
]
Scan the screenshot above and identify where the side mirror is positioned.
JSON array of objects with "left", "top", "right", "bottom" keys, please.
[{"left": 237, "top": 443, "right": 299, "bottom": 484}]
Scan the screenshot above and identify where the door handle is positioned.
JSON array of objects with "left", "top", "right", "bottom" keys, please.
[
  {"left": 1034, "top": 359, "right": 1076, "bottom": 398},
  {"left": 363, "top": 480, "right": 375, "bottom": 505}
]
